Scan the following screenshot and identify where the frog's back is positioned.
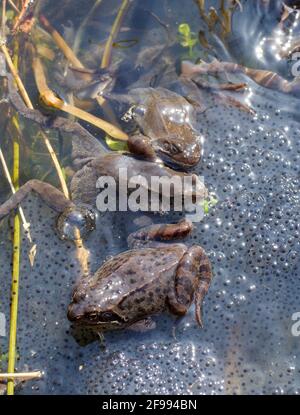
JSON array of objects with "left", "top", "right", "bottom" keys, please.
[
  {"left": 134, "top": 87, "right": 199, "bottom": 151},
  {"left": 89, "top": 245, "right": 186, "bottom": 317}
]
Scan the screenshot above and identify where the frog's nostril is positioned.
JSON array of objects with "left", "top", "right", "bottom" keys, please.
[
  {"left": 72, "top": 288, "right": 87, "bottom": 304},
  {"left": 67, "top": 305, "right": 76, "bottom": 321},
  {"left": 67, "top": 304, "right": 82, "bottom": 322}
]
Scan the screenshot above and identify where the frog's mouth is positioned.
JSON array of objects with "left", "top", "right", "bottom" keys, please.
[
  {"left": 67, "top": 305, "right": 126, "bottom": 327},
  {"left": 156, "top": 143, "right": 201, "bottom": 169}
]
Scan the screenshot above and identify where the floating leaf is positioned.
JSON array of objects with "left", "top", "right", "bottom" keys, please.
[{"left": 105, "top": 136, "right": 128, "bottom": 152}]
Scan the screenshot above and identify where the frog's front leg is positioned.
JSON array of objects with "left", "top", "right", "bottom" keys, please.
[
  {"left": 167, "top": 245, "right": 212, "bottom": 327},
  {"left": 127, "top": 218, "right": 193, "bottom": 249},
  {"left": 0, "top": 179, "right": 74, "bottom": 221},
  {"left": 127, "top": 134, "right": 157, "bottom": 162}
]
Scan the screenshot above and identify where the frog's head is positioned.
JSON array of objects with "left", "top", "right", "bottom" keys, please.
[
  {"left": 67, "top": 282, "right": 128, "bottom": 331},
  {"left": 153, "top": 136, "right": 202, "bottom": 169},
  {"left": 129, "top": 91, "right": 202, "bottom": 169},
  {"left": 67, "top": 304, "right": 127, "bottom": 330}
]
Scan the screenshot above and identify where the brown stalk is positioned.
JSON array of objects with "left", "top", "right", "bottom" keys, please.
[{"left": 32, "top": 55, "right": 128, "bottom": 141}]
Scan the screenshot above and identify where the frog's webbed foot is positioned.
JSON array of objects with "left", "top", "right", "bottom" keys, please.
[
  {"left": 181, "top": 76, "right": 255, "bottom": 115},
  {"left": 0, "top": 179, "right": 95, "bottom": 240},
  {"left": 191, "top": 78, "right": 252, "bottom": 113},
  {"left": 167, "top": 245, "right": 212, "bottom": 328},
  {"left": 190, "top": 77, "right": 247, "bottom": 93},
  {"left": 181, "top": 59, "right": 300, "bottom": 98},
  {"left": 213, "top": 92, "right": 256, "bottom": 115},
  {"left": 127, "top": 218, "right": 193, "bottom": 249},
  {"left": 0, "top": 179, "right": 74, "bottom": 221}
]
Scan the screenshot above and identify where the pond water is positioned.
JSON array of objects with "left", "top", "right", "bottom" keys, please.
[{"left": 0, "top": 0, "right": 300, "bottom": 394}]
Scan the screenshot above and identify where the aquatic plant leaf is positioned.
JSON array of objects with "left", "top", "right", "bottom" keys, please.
[
  {"left": 105, "top": 136, "right": 128, "bottom": 151},
  {"left": 178, "top": 23, "right": 191, "bottom": 38},
  {"left": 178, "top": 23, "right": 198, "bottom": 58}
]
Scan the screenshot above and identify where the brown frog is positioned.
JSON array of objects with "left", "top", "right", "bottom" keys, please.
[
  {"left": 0, "top": 78, "right": 207, "bottom": 240},
  {"left": 105, "top": 72, "right": 254, "bottom": 170},
  {"left": 111, "top": 87, "right": 202, "bottom": 169},
  {"left": 67, "top": 219, "right": 213, "bottom": 331},
  {"left": 53, "top": 63, "right": 202, "bottom": 169}
]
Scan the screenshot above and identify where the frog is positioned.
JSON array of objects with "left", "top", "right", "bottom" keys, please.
[
  {"left": 106, "top": 87, "right": 203, "bottom": 169},
  {"left": 67, "top": 218, "right": 213, "bottom": 331},
  {"left": 0, "top": 76, "right": 207, "bottom": 240}
]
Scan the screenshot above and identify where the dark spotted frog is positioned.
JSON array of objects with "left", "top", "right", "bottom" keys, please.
[
  {"left": 109, "top": 87, "right": 202, "bottom": 169},
  {"left": 67, "top": 219, "right": 212, "bottom": 331}
]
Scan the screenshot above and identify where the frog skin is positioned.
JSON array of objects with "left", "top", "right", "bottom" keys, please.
[
  {"left": 0, "top": 77, "right": 207, "bottom": 240},
  {"left": 67, "top": 219, "right": 213, "bottom": 332},
  {"left": 111, "top": 87, "right": 202, "bottom": 169}
]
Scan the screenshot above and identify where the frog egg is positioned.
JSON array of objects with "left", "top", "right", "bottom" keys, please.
[{"left": 55, "top": 207, "right": 96, "bottom": 241}]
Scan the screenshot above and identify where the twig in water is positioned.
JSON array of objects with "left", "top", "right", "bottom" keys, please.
[
  {"left": 37, "top": 13, "right": 120, "bottom": 127},
  {"left": 73, "top": 0, "right": 103, "bottom": 56},
  {"left": 39, "top": 14, "right": 84, "bottom": 68},
  {"left": 0, "top": 147, "right": 32, "bottom": 241},
  {"left": 12, "top": 0, "right": 35, "bottom": 32},
  {"left": 8, "top": 0, "right": 20, "bottom": 14},
  {"left": 0, "top": 42, "right": 70, "bottom": 198},
  {"left": 1, "top": 0, "right": 7, "bottom": 39},
  {"left": 32, "top": 55, "right": 128, "bottom": 140},
  {"left": 101, "top": 0, "right": 131, "bottom": 68},
  {"left": 0, "top": 371, "right": 43, "bottom": 380}
]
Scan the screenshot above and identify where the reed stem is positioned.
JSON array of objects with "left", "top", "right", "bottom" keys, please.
[
  {"left": 32, "top": 56, "right": 128, "bottom": 140},
  {"left": 101, "top": 0, "right": 131, "bottom": 68}
]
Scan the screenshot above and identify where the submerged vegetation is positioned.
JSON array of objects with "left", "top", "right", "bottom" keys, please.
[{"left": 178, "top": 23, "right": 198, "bottom": 58}]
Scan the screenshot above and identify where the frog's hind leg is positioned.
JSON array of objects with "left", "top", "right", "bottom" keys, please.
[
  {"left": 127, "top": 218, "right": 193, "bottom": 249},
  {"left": 0, "top": 179, "right": 75, "bottom": 221},
  {"left": 188, "top": 77, "right": 255, "bottom": 115},
  {"left": 167, "top": 245, "right": 212, "bottom": 328}
]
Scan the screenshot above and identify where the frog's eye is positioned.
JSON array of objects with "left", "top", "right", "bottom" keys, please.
[
  {"left": 133, "top": 105, "right": 146, "bottom": 118},
  {"left": 162, "top": 141, "right": 182, "bottom": 154},
  {"left": 99, "top": 311, "right": 123, "bottom": 323}
]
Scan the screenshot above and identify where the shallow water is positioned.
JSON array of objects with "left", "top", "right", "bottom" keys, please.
[{"left": 0, "top": 0, "right": 300, "bottom": 394}]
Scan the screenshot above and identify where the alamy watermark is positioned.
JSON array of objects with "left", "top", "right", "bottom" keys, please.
[
  {"left": 291, "top": 52, "right": 300, "bottom": 77},
  {"left": 291, "top": 312, "right": 300, "bottom": 337},
  {"left": 0, "top": 312, "right": 5, "bottom": 337},
  {"left": 95, "top": 168, "right": 208, "bottom": 223}
]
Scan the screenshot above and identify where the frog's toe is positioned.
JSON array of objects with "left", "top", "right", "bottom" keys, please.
[{"left": 194, "top": 300, "right": 204, "bottom": 328}]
